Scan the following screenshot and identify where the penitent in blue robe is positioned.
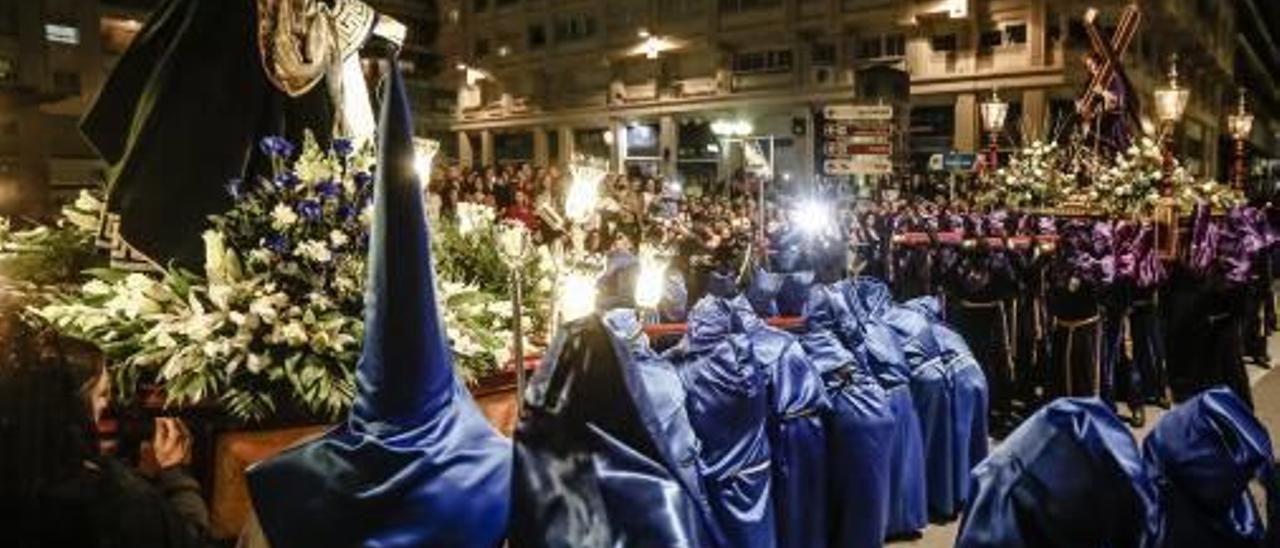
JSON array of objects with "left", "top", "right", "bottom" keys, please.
[
  {"left": 897, "top": 296, "right": 990, "bottom": 518},
  {"left": 666, "top": 297, "right": 777, "bottom": 548},
  {"left": 1144, "top": 387, "right": 1279, "bottom": 548},
  {"left": 724, "top": 297, "right": 830, "bottom": 548},
  {"left": 512, "top": 310, "right": 726, "bottom": 547},
  {"left": 956, "top": 397, "right": 1161, "bottom": 548},
  {"left": 840, "top": 278, "right": 929, "bottom": 537},
  {"left": 246, "top": 60, "right": 510, "bottom": 548},
  {"left": 777, "top": 271, "right": 816, "bottom": 317},
  {"left": 800, "top": 285, "right": 894, "bottom": 548},
  {"left": 747, "top": 267, "right": 783, "bottom": 319}
]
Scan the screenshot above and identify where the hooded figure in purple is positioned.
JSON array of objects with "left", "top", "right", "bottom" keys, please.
[{"left": 245, "top": 59, "right": 511, "bottom": 547}]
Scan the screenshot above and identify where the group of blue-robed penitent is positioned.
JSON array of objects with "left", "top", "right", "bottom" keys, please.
[{"left": 241, "top": 61, "right": 1280, "bottom": 548}]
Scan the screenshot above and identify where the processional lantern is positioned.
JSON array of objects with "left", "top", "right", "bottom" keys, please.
[
  {"left": 1154, "top": 55, "right": 1190, "bottom": 127},
  {"left": 1227, "top": 88, "right": 1254, "bottom": 190},
  {"left": 979, "top": 88, "right": 1009, "bottom": 170},
  {"left": 1153, "top": 54, "right": 1190, "bottom": 197},
  {"left": 1152, "top": 54, "right": 1191, "bottom": 258},
  {"left": 497, "top": 220, "right": 532, "bottom": 412}
]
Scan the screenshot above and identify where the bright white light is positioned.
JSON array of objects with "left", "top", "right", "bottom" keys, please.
[
  {"left": 711, "top": 119, "right": 753, "bottom": 137},
  {"left": 413, "top": 138, "right": 439, "bottom": 189},
  {"left": 45, "top": 24, "right": 80, "bottom": 45},
  {"left": 558, "top": 270, "right": 598, "bottom": 323},
  {"left": 793, "top": 200, "right": 835, "bottom": 238},
  {"left": 641, "top": 36, "right": 671, "bottom": 59},
  {"left": 634, "top": 246, "right": 669, "bottom": 309},
  {"left": 565, "top": 164, "right": 606, "bottom": 224}
]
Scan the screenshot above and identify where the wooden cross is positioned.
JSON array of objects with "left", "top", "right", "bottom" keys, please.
[{"left": 1076, "top": 5, "right": 1142, "bottom": 121}]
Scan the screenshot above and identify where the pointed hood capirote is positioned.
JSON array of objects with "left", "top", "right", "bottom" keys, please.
[
  {"left": 246, "top": 59, "right": 511, "bottom": 548},
  {"left": 352, "top": 53, "right": 452, "bottom": 428}
]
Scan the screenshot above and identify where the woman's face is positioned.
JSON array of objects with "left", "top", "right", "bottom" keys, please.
[{"left": 85, "top": 371, "right": 110, "bottom": 424}]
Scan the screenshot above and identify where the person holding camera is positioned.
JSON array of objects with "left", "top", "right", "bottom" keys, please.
[{"left": 0, "top": 304, "right": 210, "bottom": 548}]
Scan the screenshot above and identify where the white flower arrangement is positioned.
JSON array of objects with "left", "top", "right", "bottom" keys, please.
[
  {"left": 40, "top": 134, "right": 553, "bottom": 421},
  {"left": 978, "top": 140, "right": 1074, "bottom": 210},
  {"left": 1089, "top": 137, "right": 1192, "bottom": 217}
]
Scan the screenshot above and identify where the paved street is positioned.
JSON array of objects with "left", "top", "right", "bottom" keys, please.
[{"left": 898, "top": 335, "right": 1280, "bottom": 547}]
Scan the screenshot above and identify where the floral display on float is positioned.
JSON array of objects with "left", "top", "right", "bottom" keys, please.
[
  {"left": 978, "top": 140, "right": 1074, "bottom": 210},
  {"left": 0, "top": 190, "right": 105, "bottom": 295},
  {"left": 1086, "top": 137, "right": 1186, "bottom": 217},
  {"left": 979, "top": 135, "right": 1243, "bottom": 217},
  {"left": 39, "top": 136, "right": 552, "bottom": 422},
  {"left": 1176, "top": 178, "right": 1245, "bottom": 213}
]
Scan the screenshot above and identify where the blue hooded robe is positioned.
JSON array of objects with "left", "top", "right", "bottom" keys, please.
[
  {"left": 724, "top": 296, "right": 830, "bottom": 548},
  {"left": 901, "top": 297, "right": 990, "bottom": 518},
  {"left": 956, "top": 397, "right": 1161, "bottom": 548},
  {"left": 1144, "top": 387, "right": 1279, "bottom": 548},
  {"left": 666, "top": 297, "right": 777, "bottom": 548},
  {"left": 512, "top": 309, "right": 726, "bottom": 547},
  {"left": 799, "top": 284, "right": 895, "bottom": 548},
  {"left": 246, "top": 60, "right": 511, "bottom": 548},
  {"left": 839, "top": 278, "right": 929, "bottom": 536}
]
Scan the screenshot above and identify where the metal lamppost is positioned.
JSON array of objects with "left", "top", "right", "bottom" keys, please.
[
  {"left": 497, "top": 221, "right": 531, "bottom": 412},
  {"left": 979, "top": 88, "right": 1010, "bottom": 172},
  {"left": 1227, "top": 88, "right": 1255, "bottom": 190},
  {"left": 1154, "top": 54, "right": 1191, "bottom": 195}
]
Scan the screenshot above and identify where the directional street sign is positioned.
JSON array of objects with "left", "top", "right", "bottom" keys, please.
[
  {"left": 819, "top": 103, "right": 896, "bottom": 176},
  {"left": 824, "top": 105, "right": 894, "bottom": 121}
]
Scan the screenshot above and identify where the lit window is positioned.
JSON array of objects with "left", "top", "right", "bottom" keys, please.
[{"left": 45, "top": 23, "right": 80, "bottom": 45}]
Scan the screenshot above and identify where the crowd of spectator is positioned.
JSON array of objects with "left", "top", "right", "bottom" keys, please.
[{"left": 427, "top": 163, "right": 781, "bottom": 276}]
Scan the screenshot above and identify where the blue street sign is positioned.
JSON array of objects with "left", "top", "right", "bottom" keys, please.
[{"left": 943, "top": 152, "right": 978, "bottom": 171}]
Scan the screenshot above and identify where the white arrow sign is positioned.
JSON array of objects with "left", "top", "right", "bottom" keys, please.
[{"left": 824, "top": 105, "right": 894, "bottom": 121}]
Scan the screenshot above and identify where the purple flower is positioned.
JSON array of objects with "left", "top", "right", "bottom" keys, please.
[
  {"left": 296, "top": 199, "right": 322, "bottom": 221},
  {"left": 337, "top": 205, "right": 356, "bottom": 220},
  {"left": 266, "top": 234, "right": 290, "bottom": 253},
  {"left": 353, "top": 171, "right": 373, "bottom": 188},
  {"left": 333, "top": 138, "right": 354, "bottom": 157},
  {"left": 259, "top": 136, "right": 295, "bottom": 158},
  {"left": 274, "top": 172, "right": 300, "bottom": 190},
  {"left": 315, "top": 180, "right": 340, "bottom": 198},
  {"left": 226, "top": 178, "right": 243, "bottom": 200}
]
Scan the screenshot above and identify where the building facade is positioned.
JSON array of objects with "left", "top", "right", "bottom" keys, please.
[
  {"left": 0, "top": 0, "right": 156, "bottom": 216},
  {"left": 0, "top": 0, "right": 448, "bottom": 217},
  {"left": 438, "top": 0, "right": 1241, "bottom": 189},
  {"left": 1233, "top": 0, "right": 1280, "bottom": 188}
]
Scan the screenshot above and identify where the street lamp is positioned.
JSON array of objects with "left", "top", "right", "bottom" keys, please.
[
  {"left": 1227, "top": 87, "right": 1255, "bottom": 190},
  {"left": 1154, "top": 54, "right": 1191, "bottom": 195},
  {"left": 979, "top": 88, "right": 1010, "bottom": 172}
]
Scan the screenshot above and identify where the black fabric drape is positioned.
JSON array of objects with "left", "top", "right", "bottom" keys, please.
[{"left": 81, "top": 0, "right": 335, "bottom": 268}]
